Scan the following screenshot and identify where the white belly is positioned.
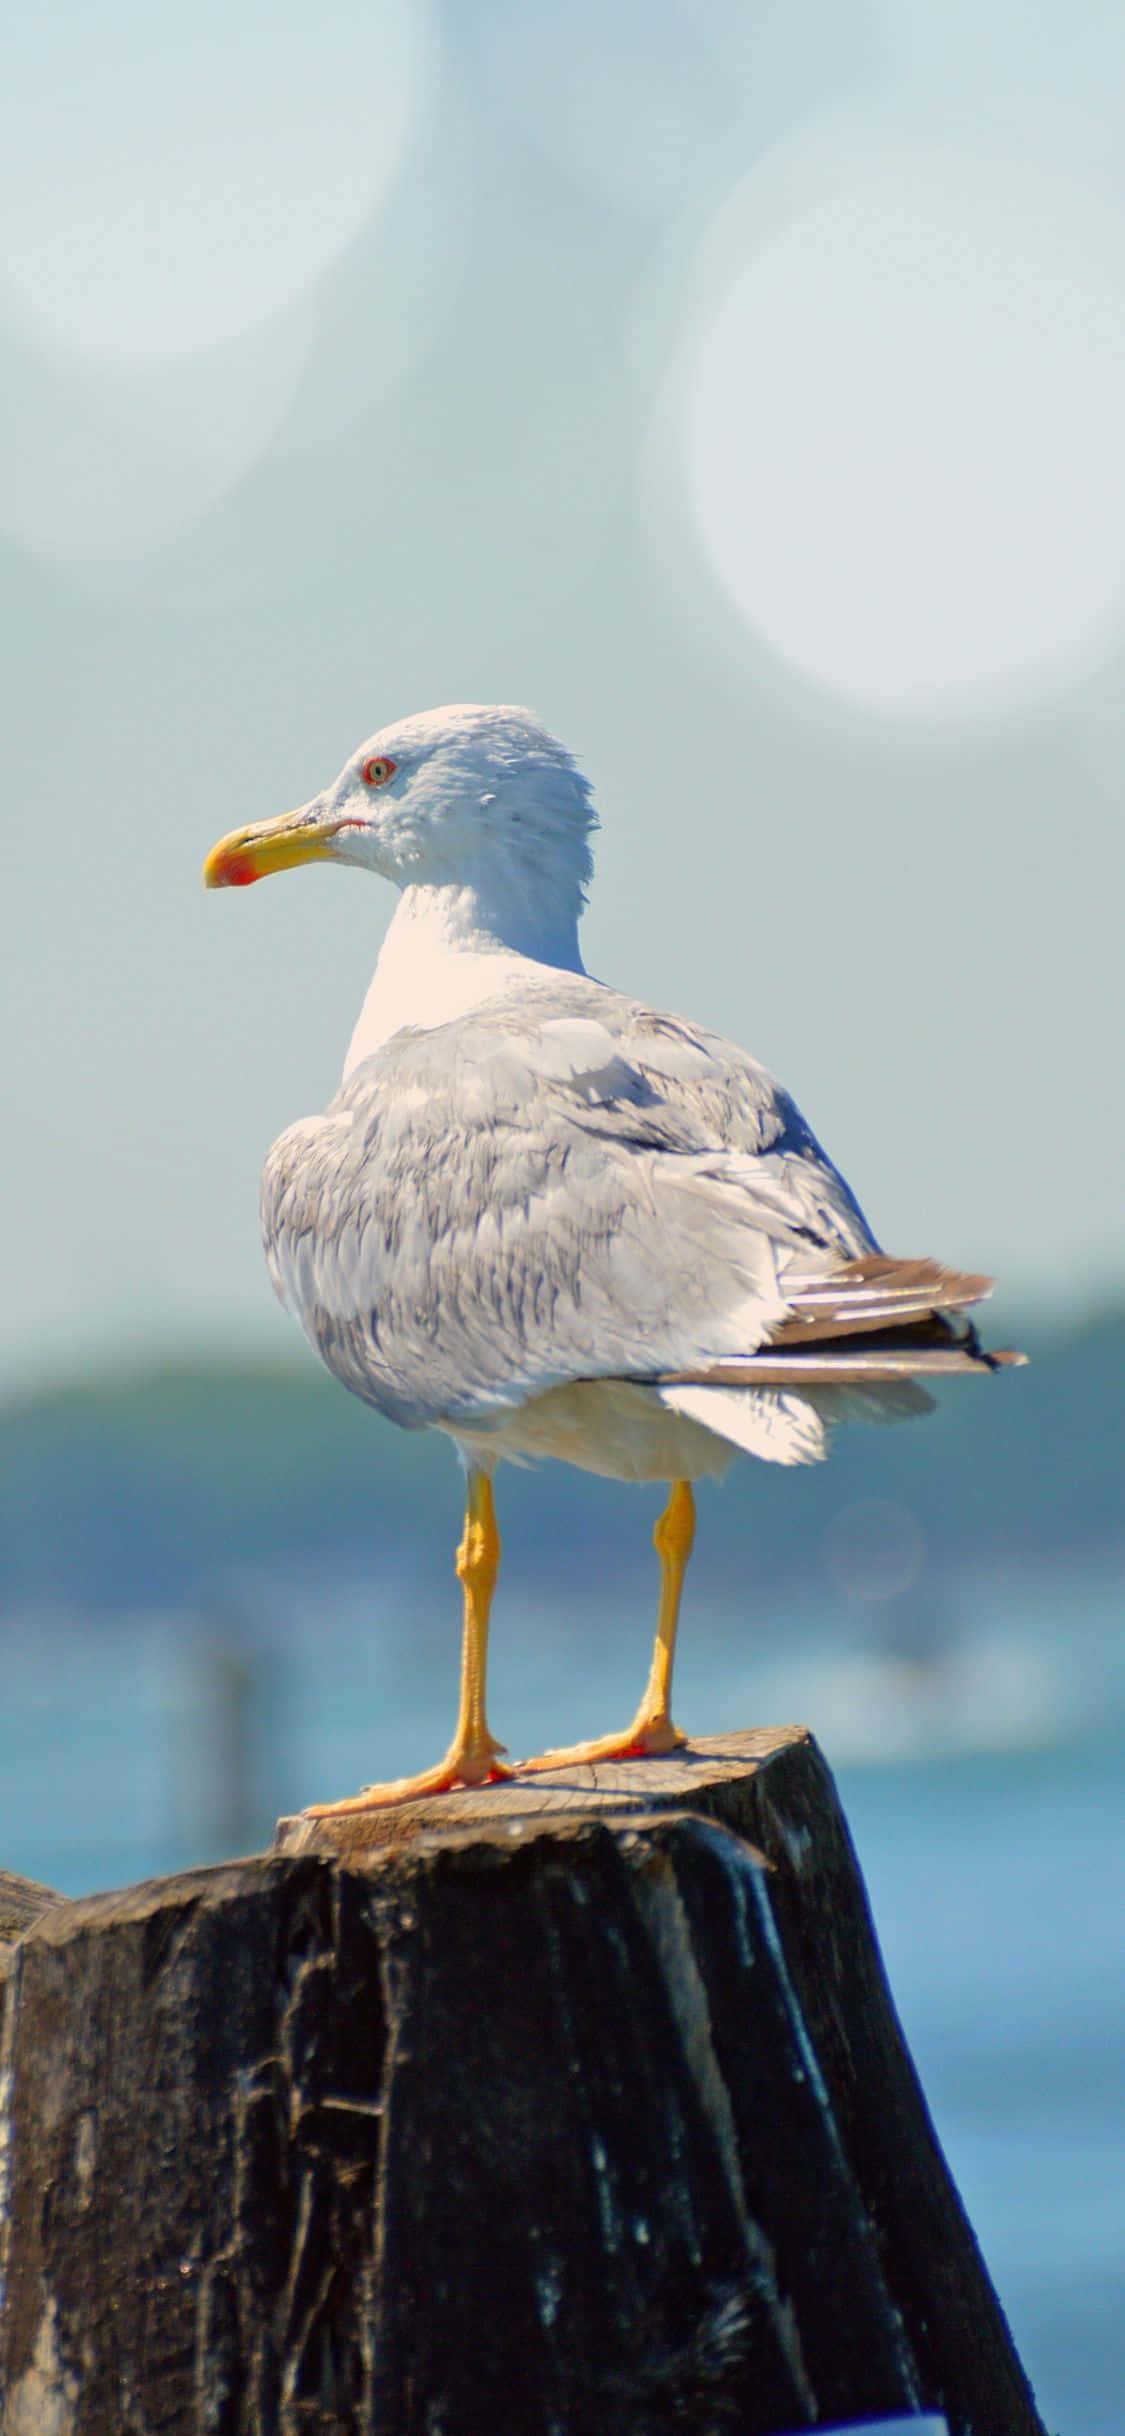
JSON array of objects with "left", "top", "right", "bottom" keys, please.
[{"left": 444, "top": 1377, "right": 738, "bottom": 1484}]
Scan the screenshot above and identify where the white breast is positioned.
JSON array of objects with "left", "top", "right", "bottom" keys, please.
[{"left": 343, "top": 881, "right": 587, "bottom": 1074}]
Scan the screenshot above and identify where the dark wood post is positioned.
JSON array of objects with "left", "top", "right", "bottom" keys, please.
[{"left": 0, "top": 1729, "right": 1045, "bottom": 2435}]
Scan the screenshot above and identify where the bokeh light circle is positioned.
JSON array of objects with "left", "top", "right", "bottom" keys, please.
[
  {"left": 823, "top": 1500, "right": 926, "bottom": 1606},
  {"left": 683, "top": 137, "right": 1125, "bottom": 714},
  {"left": 0, "top": 307, "right": 315, "bottom": 550},
  {"left": 0, "top": 0, "right": 430, "bottom": 367},
  {"left": 0, "top": 0, "right": 432, "bottom": 548}
]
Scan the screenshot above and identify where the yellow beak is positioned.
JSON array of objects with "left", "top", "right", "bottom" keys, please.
[{"left": 203, "top": 807, "right": 345, "bottom": 889}]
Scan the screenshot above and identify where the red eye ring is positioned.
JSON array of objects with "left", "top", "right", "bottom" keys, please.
[{"left": 362, "top": 755, "right": 396, "bottom": 787}]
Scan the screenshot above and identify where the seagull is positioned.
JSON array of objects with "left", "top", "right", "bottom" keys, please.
[{"left": 204, "top": 703, "right": 1022, "bottom": 1814}]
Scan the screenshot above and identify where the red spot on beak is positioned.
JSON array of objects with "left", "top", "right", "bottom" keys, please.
[{"left": 207, "top": 848, "right": 261, "bottom": 887}]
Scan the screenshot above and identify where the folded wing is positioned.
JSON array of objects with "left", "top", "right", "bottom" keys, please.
[{"left": 262, "top": 977, "right": 1022, "bottom": 1458}]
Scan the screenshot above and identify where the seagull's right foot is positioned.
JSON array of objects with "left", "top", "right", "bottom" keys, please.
[{"left": 303, "top": 1732, "right": 512, "bottom": 1816}]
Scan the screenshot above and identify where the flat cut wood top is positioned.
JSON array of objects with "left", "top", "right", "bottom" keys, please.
[{"left": 271, "top": 1723, "right": 812, "bottom": 1859}]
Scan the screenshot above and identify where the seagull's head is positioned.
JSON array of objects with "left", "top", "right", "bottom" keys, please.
[{"left": 204, "top": 704, "right": 597, "bottom": 921}]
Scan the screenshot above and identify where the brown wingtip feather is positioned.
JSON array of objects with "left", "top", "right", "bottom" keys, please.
[
  {"left": 810, "top": 1253, "right": 994, "bottom": 1302},
  {"left": 650, "top": 1257, "right": 1026, "bottom": 1391},
  {"left": 769, "top": 1254, "right": 998, "bottom": 1348}
]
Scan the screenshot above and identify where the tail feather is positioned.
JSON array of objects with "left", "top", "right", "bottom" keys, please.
[
  {"left": 645, "top": 1252, "right": 1023, "bottom": 1470},
  {"left": 656, "top": 1341, "right": 1025, "bottom": 1389}
]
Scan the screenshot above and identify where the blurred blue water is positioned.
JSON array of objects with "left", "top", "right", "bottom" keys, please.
[{"left": 2, "top": 1557, "right": 1122, "bottom": 2432}]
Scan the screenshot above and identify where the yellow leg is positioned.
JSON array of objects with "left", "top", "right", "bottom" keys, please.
[
  {"left": 518, "top": 1480, "right": 695, "bottom": 1775},
  {"left": 303, "top": 1469, "right": 512, "bottom": 1816}
]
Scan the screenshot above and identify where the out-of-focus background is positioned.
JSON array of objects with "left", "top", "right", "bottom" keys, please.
[{"left": 2, "top": 2, "right": 1123, "bottom": 2424}]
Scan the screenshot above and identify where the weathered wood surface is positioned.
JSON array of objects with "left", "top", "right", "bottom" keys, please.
[
  {"left": 0, "top": 1866, "right": 64, "bottom": 1954},
  {"left": 0, "top": 1728, "right": 1045, "bottom": 2436}
]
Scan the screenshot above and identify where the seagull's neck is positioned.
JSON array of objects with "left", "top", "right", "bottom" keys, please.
[{"left": 343, "top": 879, "right": 586, "bottom": 1075}]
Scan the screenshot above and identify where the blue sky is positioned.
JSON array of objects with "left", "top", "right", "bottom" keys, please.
[{"left": 4, "top": 0, "right": 1125, "bottom": 1386}]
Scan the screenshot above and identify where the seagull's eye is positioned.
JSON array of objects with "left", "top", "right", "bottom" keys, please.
[{"left": 362, "top": 756, "right": 396, "bottom": 787}]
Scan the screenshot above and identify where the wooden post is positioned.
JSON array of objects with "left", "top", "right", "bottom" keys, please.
[{"left": 0, "top": 1729, "right": 1045, "bottom": 2436}]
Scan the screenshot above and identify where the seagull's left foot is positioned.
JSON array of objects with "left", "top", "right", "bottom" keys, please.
[
  {"left": 303, "top": 1731, "right": 513, "bottom": 1817},
  {"left": 517, "top": 1713, "right": 688, "bottom": 1775},
  {"left": 304, "top": 1467, "right": 515, "bottom": 1816}
]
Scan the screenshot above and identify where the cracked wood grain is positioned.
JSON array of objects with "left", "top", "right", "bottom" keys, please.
[{"left": 0, "top": 1869, "right": 66, "bottom": 1958}]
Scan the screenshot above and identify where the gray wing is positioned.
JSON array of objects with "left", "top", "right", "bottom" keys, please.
[{"left": 262, "top": 975, "right": 880, "bottom": 1429}]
